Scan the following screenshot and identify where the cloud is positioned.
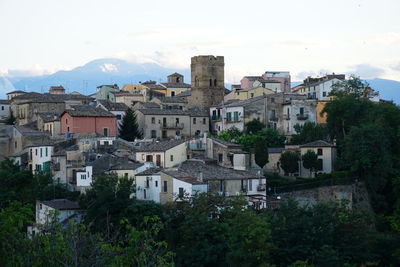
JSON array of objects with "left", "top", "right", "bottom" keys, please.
[
  {"left": 295, "top": 69, "right": 333, "bottom": 81},
  {"left": 2, "top": 65, "right": 71, "bottom": 78},
  {"left": 391, "top": 62, "right": 400, "bottom": 72},
  {"left": 348, "top": 64, "right": 385, "bottom": 79},
  {"left": 100, "top": 63, "right": 118, "bottom": 72}
]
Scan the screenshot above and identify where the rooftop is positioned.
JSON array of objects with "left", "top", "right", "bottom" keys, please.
[
  {"left": 39, "top": 199, "right": 81, "bottom": 210},
  {"left": 0, "top": 100, "right": 10, "bottom": 104},
  {"left": 98, "top": 100, "right": 129, "bottom": 111},
  {"left": 138, "top": 108, "right": 208, "bottom": 117},
  {"left": 109, "top": 161, "right": 144, "bottom": 170},
  {"left": 209, "top": 137, "right": 243, "bottom": 148},
  {"left": 136, "top": 167, "right": 161, "bottom": 176},
  {"left": 300, "top": 140, "right": 334, "bottom": 148},
  {"left": 63, "top": 105, "right": 115, "bottom": 117},
  {"left": 160, "top": 82, "right": 191, "bottom": 88},
  {"left": 136, "top": 139, "right": 186, "bottom": 152}
]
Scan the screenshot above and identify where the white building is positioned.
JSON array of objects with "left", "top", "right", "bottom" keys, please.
[
  {"left": 28, "top": 143, "right": 54, "bottom": 174},
  {"left": 299, "top": 140, "right": 337, "bottom": 177},
  {"left": 281, "top": 99, "right": 317, "bottom": 135},
  {"left": 76, "top": 166, "right": 93, "bottom": 191},
  {"left": 135, "top": 168, "right": 161, "bottom": 202}
]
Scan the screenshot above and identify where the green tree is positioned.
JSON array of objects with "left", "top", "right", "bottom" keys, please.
[
  {"left": 290, "top": 121, "right": 328, "bottom": 145},
  {"left": 279, "top": 151, "right": 300, "bottom": 176},
  {"left": 302, "top": 150, "right": 319, "bottom": 177},
  {"left": 245, "top": 118, "right": 265, "bottom": 134},
  {"left": 217, "top": 126, "right": 242, "bottom": 142},
  {"left": 254, "top": 135, "right": 269, "bottom": 169},
  {"left": 119, "top": 107, "right": 142, "bottom": 141}
]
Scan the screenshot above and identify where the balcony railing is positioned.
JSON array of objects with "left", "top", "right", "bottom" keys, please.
[
  {"left": 283, "top": 114, "right": 290, "bottom": 120},
  {"left": 296, "top": 114, "right": 309, "bottom": 120},
  {"left": 211, "top": 115, "right": 221, "bottom": 121},
  {"left": 161, "top": 123, "right": 184, "bottom": 129},
  {"left": 269, "top": 115, "right": 279, "bottom": 121},
  {"left": 225, "top": 118, "right": 241, "bottom": 123}
]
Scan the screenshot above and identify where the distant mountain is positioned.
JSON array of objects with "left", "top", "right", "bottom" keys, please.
[
  {"left": 291, "top": 78, "right": 400, "bottom": 104},
  {"left": 3, "top": 58, "right": 190, "bottom": 97}
]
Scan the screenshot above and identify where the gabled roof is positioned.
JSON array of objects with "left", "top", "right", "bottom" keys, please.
[
  {"left": 98, "top": 100, "right": 129, "bottom": 111},
  {"left": 136, "top": 139, "right": 186, "bottom": 152},
  {"left": 14, "top": 125, "right": 50, "bottom": 137},
  {"left": 6, "top": 90, "right": 26, "bottom": 95},
  {"left": 300, "top": 140, "right": 334, "bottom": 147},
  {"left": 161, "top": 169, "right": 206, "bottom": 185},
  {"left": 38, "top": 113, "right": 61, "bottom": 122},
  {"left": 175, "top": 90, "right": 191, "bottom": 97},
  {"left": 109, "top": 161, "right": 144, "bottom": 170},
  {"left": 0, "top": 100, "right": 10, "bottom": 104},
  {"left": 167, "top": 72, "right": 183, "bottom": 77},
  {"left": 160, "top": 83, "right": 191, "bottom": 89},
  {"left": 268, "top": 147, "right": 284, "bottom": 153},
  {"left": 162, "top": 97, "right": 187, "bottom": 104},
  {"left": 39, "top": 199, "right": 81, "bottom": 210},
  {"left": 62, "top": 105, "right": 115, "bottom": 117},
  {"left": 136, "top": 167, "right": 161, "bottom": 176},
  {"left": 209, "top": 137, "right": 243, "bottom": 148}
]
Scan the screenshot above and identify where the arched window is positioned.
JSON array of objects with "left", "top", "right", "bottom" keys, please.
[
  {"left": 214, "top": 79, "right": 217, "bottom": 87},
  {"left": 195, "top": 77, "right": 199, "bottom": 87},
  {"left": 209, "top": 79, "right": 213, "bottom": 87},
  {"left": 176, "top": 77, "right": 180, "bottom": 83}
]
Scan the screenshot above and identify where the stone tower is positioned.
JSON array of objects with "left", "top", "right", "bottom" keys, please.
[{"left": 188, "top": 55, "right": 225, "bottom": 109}]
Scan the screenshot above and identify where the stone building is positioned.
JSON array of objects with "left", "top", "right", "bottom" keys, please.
[
  {"left": 160, "top": 73, "right": 191, "bottom": 97},
  {"left": 188, "top": 55, "right": 225, "bottom": 110}
]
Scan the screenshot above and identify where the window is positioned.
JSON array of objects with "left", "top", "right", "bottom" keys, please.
[
  {"left": 214, "top": 79, "right": 217, "bottom": 87},
  {"left": 170, "top": 155, "right": 174, "bottom": 161},
  {"left": 67, "top": 127, "right": 70, "bottom": 132},
  {"left": 299, "top": 107, "right": 304, "bottom": 115},
  {"left": 1, "top": 106, "right": 3, "bottom": 110},
  {"left": 39, "top": 204, "right": 42, "bottom": 210},
  {"left": 66, "top": 118, "right": 68, "bottom": 124},
  {"left": 81, "top": 174, "right": 86, "bottom": 180},
  {"left": 203, "top": 118, "right": 206, "bottom": 124},
  {"left": 176, "top": 118, "right": 180, "bottom": 125},
  {"left": 163, "top": 181, "right": 168, "bottom": 192},
  {"left": 146, "top": 178, "right": 150, "bottom": 188},
  {"left": 317, "top": 159, "right": 323, "bottom": 171},
  {"left": 162, "top": 130, "right": 167, "bottom": 139},
  {"left": 271, "top": 97, "right": 275, "bottom": 103},
  {"left": 218, "top": 153, "right": 223, "bottom": 163},
  {"left": 144, "top": 189, "right": 146, "bottom": 199},
  {"left": 155, "top": 181, "right": 158, "bottom": 187},
  {"left": 178, "top": 187, "right": 184, "bottom": 198},
  {"left": 151, "top": 117, "right": 155, "bottom": 124},
  {"left": 151, "top": 130, "right": 157, "bottom": 138},
  {"left": 40, "top": 148, "right": 42, "bottom": 157},
  {"left": 209, "top": 79, "right": 212, "bottom": 87},
  {"left": 116, "top": 114, "right": 122, "bottom": 120},
  {"left": 249, "top": 179, "right": 253, "bottom": 191},
  {"left": 103, "top": 128, "right": 109, "bottom": 137},
  {"left": 250, "top": 93, "right": 254, "bottom": 98},
  {"left": 323, "top": 91, "right": 326, "bottom": 97},
  {"left": 171, "top": 91, "right": 175, "bottom": 97},
  {"left": 124, "top": 173, "right": 128, "bottom": 178},
  {"left": 234, "top": 111, "right": 239, "bottom": 122},
  {"left": 226, "top": 112, "right": 232, "bottom": 122},
  {"left": 14, "top": 141, "right": 17, "bottom": 149},
  {"left": 219, "top": 180, "right": 224, "bottom": 192},
  {"left": 317, "top": 148, "right": 323, "bottom": 155},
  {"left": 193, "top": 118, "right": 196, "bottom": 124}
]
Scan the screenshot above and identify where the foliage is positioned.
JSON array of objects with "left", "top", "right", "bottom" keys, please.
[
  {"left": 217, "top": 126, "right": 242, "bottom": 142},
  {"left": 330, "top": 75, "right": 373, "bottom": 99},
  {"left": 245, "top": 118, "right": 265, "bottom": 134},
  {"left": 290, "top": 121, "right": 328, "bottom": 145},
  {"left": 254, "top": 135, "right": 269, "bottom": 168},
  {"left": 119, "top": 107, "right": 142, "bottom": 141},
  {"left": 279, "top": 151, "right": 300, "bottom": 175},
  {"left": 302, "top": 150, "right": 319, "bottom": 176}
]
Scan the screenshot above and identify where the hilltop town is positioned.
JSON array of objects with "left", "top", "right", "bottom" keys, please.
[{"left": 1, "top": 55, "right": 400, "bottom": 266}]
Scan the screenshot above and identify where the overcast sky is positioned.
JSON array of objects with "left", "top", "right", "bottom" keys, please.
[{"left": 1, "top": 0, "right": 399, "bottom": 82}]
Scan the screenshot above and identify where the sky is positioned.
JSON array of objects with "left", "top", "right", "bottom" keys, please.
[{"left": 0, "top": 0, "right": 400, "bottom": 83}]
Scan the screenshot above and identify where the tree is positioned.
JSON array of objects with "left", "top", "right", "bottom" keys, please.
[
  {"left": 279, "top": 151, "right": 300, "bottom": 176},
  {"left": 118, "top": 107, "right": 142, "bottom": 141},
  {"left": 302, "top": 150, "right": 319, "bottom": 177},
  {"left": 217, "top": 126, "right": 242, "bottom": 142},
  {"left": 254, "top": 136, "right": 268, "bottom": 169},
  {"left": 245, "top": 118, "right": 265, "bottom": 134},
  {"left": 290, "top": 122, "right": 328, "bottom": 145}
]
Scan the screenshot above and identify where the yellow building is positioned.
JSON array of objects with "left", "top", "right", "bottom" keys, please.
[
  {"left": 234, "top": 87, "right": 274, "bottom": 100},
  {"left": 316, "top": 101, "right": 328, "bottom": 124}
]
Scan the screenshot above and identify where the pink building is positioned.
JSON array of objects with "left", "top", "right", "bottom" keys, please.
[
  {"left": 60, "top": 105, "right": 117, "bottom": 137},
  {"left": 240, "top": 71, "right": 291, "bottom": 92}
]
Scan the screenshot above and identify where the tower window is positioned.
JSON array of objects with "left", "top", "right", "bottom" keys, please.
[
  {"left": 209, "top": 79, "right": 212, "bottom": 87},
  {"left": 214, "top": 79, "right": 217, "bottom": 87}
]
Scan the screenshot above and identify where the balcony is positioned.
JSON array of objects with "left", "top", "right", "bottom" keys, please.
[
  {"left": 211, "top": 115, "right": 221, "bottom": 121},
  {"left": 283, "top": 114, "right": 290, "bottom": 120},
  {"left": 225, "top": 118, "right": 242, "bottom": 124},
  {"left": 257, "top": 184, "right": 266, "bottom": 192},
  {"left": 269, "top": 115, "right": 279, "bottom": 122},
  {"left": 161, "top": 123, "right": 184, "bottom": 129},
  {"left": 296, "top": 114, "right": 309, "bottom": 120}
]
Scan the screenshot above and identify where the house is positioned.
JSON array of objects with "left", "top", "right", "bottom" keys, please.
[
  {"left": 175, "top": 159, "right": 265, "bottom": 197},
  {"left": 159, "top": 168, "right": 207, "bottom": 204},
  {"left": 28, "top": 142, "right": 54, "bottom": 174},
  {"left": 206, "top": 137, "right": 249, "bottom": 169},
  {"left": 262, "top": 71, "right": 291, "bottom": 93},
  {"left": 60, "top": 105, "right": 117, "bottom": 137},
  {"left": 36, "top": 113, "right": 61, "bottom": 138},
  {"left": 161, "top": 96, "right": 188, "bottom": 110},
  {"left": 234, "top": 87, "right": 275, "bottom": 100},
  {"left": 240, "top": 71, "right": 291, "bottom": 93},
  {"left": 135, "top": 168, "right": 161, "bottom": 202},
  {"left": 265, "top": 147, "right": 284, "bottom": 173},
  {"left": 299, "top": 140, "right": 336, "bottom": 177},
  {"left": 111, "top": 91, "right": 144, "bottom": 106},
  {"left": 49, "top": 86, "right": 65, "bottom": 95},
  {"left": 28, "top": 199, "right": 84, "bottom": 237},
  {"left": 0, "top": 100, "right": 11, "bottom": 120},
  {"left": 108, "top": 160, "right": 154, "bottom": 179},
  {"left": 97, "top": 100, "right": 129, "bottom": 134},
  {"left": 281, "top": 99, "right": 317, "bottom": 136},
  {"left": 95, "top": 84, "right": 119, "bottom": 101},
  {"left": 136, "top": 108, "right": 209, "bottom": 139},
  {"left": 160, "top": 73, "right": 191, "bottom": 97},
  {"left": 75, "top": 166, "right": 93, "bottom": 192},
  {"left": 297, "top": 74, "right": 346, "bottom": 100},
  {"left": 135, "top": 139, "right": 187, "bottom": 168}
]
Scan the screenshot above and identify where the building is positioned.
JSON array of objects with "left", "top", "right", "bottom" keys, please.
[
  {"left": 60, "top": 105, "right": 117, "bottom": 137},
  {"left": 299, "top": 140, "right": 336, "bottom": 177},
  {"left": 6, "top": 90, "right": 26, "bottom": 100},
  {"left": 281, "top": 99, "right": 317, "bottom": 136},
  {"left": 160, "top": 73, "right": 191, "bottom": 97},
  {"left": 135, "top": 168, "right": 161, "bottom": 202},
  {"left": 240, "top": 71, "right": 290, "bottom": 93},
  {"left": 97, "top": 100, "right": 129, "bottom": 134},
  {"left": 108, "top": 161, "right": 154, "bottom": 179},
  {"left": 206, "top": 137, "right": 249, "bottom": 170},
  {"left": 28, "top": 199, "right": 84, "bottom": 237},
  {"left": 136, "top": 108, "right": 209, "bottom": 140},
  {"left": 188, "top": 55, "right": 225, "bottom": 110},
  {"left": 95, "top": 84, "right": 119, "bottom": 101},
  {"left": 262, "top": 71, "right": 291, "bottom": 93},
  {"left": 36, "top": 113, "right": 61, "bottom": 138},
  {"left": 234, "top": 87, "right": 275, "bottom": 100},
  {"left": 75, "top": 166, "right": 93, "bottom": 192},
  {"left": 0, "top": 100, "right": 11, "bottom": 120},
  {"left": 135, "top": 139, "right": 187, "bottom": 168},
  {"left": 49, "top": 86, "right": 66, "bottom": 95},
  {"left": 111, "top": 91, "right": 144, "bottom": 106}
]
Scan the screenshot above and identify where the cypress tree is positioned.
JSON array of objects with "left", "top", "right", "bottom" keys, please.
[{"left": 119, "top": 108, "right": 142, "bottom": 141}]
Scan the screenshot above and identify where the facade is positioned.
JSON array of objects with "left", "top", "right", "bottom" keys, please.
[
  {"left": 136, "top": 108, "right": 209, "bottom": 140},
  {"left": 160, "top": 73, "right": 191, "bottom": 97},
  {"left": 135, "top": 139, "right": 187, "bottom": 168},
  {"left": 37, "top": 113, "right": 61, "bottom": 138},
  {"left": 112, "top": 91, "right": 144, "bottom": 106},
  {"left": 49, "top": 86, "right": 66, "bottom": 95},
  {"left": 299, "top": 140, "right": 336, "bottom": 177},
  {"left": 60, "top": 105, "right": 117, "bottom": 137},
  {"left": 6, "top": 90, "right": 26, "bottom": 100},
  {"left": 0, "top": 100, "right": 11, "bottom": 120},
  {"left": 262, "top": 71, "right": 291, "bottom": 93},
  {"left": 281, "top": 99, "right": 317, "bottom": 136},
  {"left": 234, "top": 87, "right": 275, "bottom": 100},
  {"left": 28, "top": 144, "right": 54, "bottom": 174},
  {"left": 135, "top": 168, "right": 161, "bottom": 202},
  {"left": 97, "top": 100, "right": 129, "bottom": 134},
  {"left": 188, "top": 55, "right": 225, "bottom": 109},
  {"left": 206, "top": 137, "right": 249, "bottom": 169}
]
